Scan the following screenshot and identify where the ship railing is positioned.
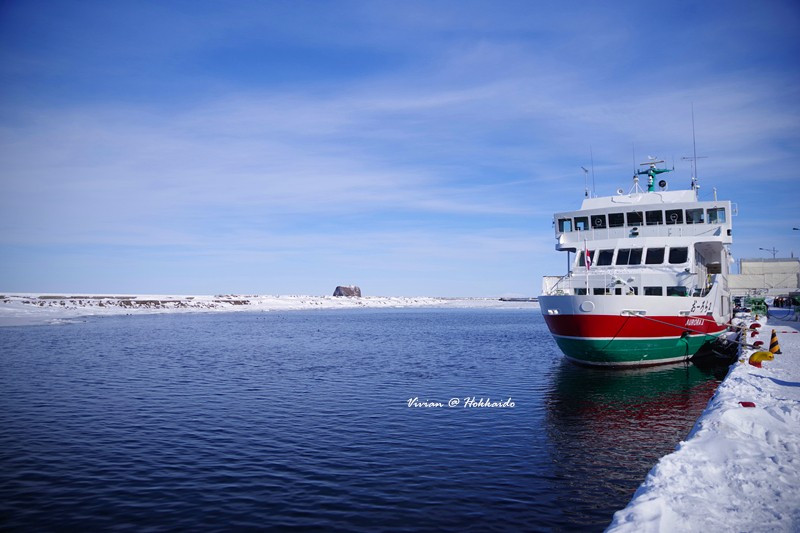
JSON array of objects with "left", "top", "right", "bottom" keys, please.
[
  {"left": 542, "top": 272, "right": 640, "bottom": 296},
  {"left": 542, "top": 272, "right": 620, "bottom": 295},
  {"left": 543, "top": 270, "right": 709, "bottom": 297},
  {"left": 557, "top": 224, "right": 727, "bottom": 245},
  {"left": 542, "top": 274, "right": 573, "bottom": 295}
]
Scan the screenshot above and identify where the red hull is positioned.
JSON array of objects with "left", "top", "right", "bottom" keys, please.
[{"left": 543, "top": 314, "right": 727, "bottom": 339}]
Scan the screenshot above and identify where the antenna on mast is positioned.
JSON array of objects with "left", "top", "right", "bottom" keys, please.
[
  {"left": 590, "top": 146, "right": 596, "bottom": 198},
  {"left": 691, "top": 105, "right": 698, "bottom": 179},
  {"left": 637, "top": 156, "right": 671, "bottom": 192},
  {"left": 581, "top": 166, "right": 589, "bottom": 198},
  {"left": 681, "top": 105, "right": 707, "bottom": 195}
]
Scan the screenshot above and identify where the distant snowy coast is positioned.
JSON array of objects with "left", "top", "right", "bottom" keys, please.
[{"left": 0, "top": 293, "right": 537, "bottom": 326}]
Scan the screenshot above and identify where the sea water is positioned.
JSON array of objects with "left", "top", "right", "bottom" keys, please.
[{"left": 0, "top": 309, "right": 725, "bottom": 531}]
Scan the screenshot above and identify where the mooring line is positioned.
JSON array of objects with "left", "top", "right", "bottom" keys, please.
[
  {"left": 620, "top": 311, "right": 722, "bottom": 338},
  {"left": 621, "top": 312, "right": 767, "bottom": 350}
]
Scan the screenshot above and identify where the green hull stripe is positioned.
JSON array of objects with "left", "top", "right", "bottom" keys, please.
[{"left": 553, "top": 333, "right": 723, "bottom": 365}]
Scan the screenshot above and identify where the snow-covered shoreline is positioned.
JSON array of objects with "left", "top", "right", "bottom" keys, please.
[
  {"left": 0, "top": 293, "right": 537, "bottom": 326},
  {"left": 607, "top": 310, "right": 800, "bottom": 532}
]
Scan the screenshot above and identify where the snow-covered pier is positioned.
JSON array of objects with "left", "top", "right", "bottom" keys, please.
[{"left": 608, "top": 309, "right": 800, "bottom": 532}]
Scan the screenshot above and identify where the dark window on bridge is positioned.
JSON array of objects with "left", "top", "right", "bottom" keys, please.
[
  {"left": 645, "top": 210, "right": 663, "bottom": 225},
  {"left": 575, "top": 216, "right": 589, "bottom": 230},
  {"left": 645, "top": 248, "right": 665, "bottom": 264},
  {"left": 596, "top": 249, "right": 614, "bottom": 266},
  {"left": 591, "top": 215, "right": 607, "bottom": 229},
  {"left": 616, "top": 248, "right": 643, "bottom": 265},
  {"left": 574, "top": 288, "right": 587, "bottom": 295},
  {"left": 627, "top": 211, "right": 643, "bottom": 225},
  {"left": 707, "top": 208, "right": 726, "bottom": 224},
  {"left": 558, "top": 218, "right": 572, "bottom": 232},
  {"left": 578, "top": 250, "right": 595, "bottom": 267},
  {"left": 608, "top": 213, "right": 625, "bottom": 227},
  {"left": 667, "top": 286, "right": 689, "bottom": 296},
  {"left": 666, "top": 209, "right": 683, "bottom": 225},
  {"left": 669, "top": 247, "right": 689, "bottom": 264},
  {"left": 644, "top": 286, "right": 663, "bottom": 296},
  {"left": 686, "top": 209, "right": 704, "bottom": 224}
]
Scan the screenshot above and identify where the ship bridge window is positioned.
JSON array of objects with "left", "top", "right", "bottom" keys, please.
[
  {"left": 644, "top": 286, "right": 663, "bottom": 296},
  {"left": 645, "top": 248, "right": 665, "bottom": 264},
  {"left": 626, "top": 211, "right": 643, "bottom": 226},
  {"left": 616, "top": 248, "right": 643, "bottom": 265},
  {"left": 669, "top": 247, "right": 689, "bottom": 264},
  {"left": 574, "top": 216, "right": 589, "bottom": 231},
  {"left": 591, "top": 215, "right": 607, "bottom": 229},
  {"left": 667, "top": 286, "right": 689, "bottom": 296},
  {"left": 686, "top": 208, "right": 704, "bottom": 224},
  {"left": 609, "top": 213, "right": 625, "bottom": 227},
  {"left": 645, "top": 210, "right": 663, "bottom": 225},
  {"left": 707, "top": 208, "right": 726, "bottom": 224},
  {"left": 558, "top": 218, "right": 573, "bottom": 232},
  {"left": 666, "top": 209, "right": 683, "bottom": 225},
  {"left": 596, "top": 249, "right": 614, "bottom": 266},
  {"left": 578, "top": 250, "right": 595, "bottom": 267}
]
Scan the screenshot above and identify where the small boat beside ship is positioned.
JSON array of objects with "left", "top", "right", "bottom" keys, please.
[{"left": 540, "top": 160, "right": 734, "bottom": 366}]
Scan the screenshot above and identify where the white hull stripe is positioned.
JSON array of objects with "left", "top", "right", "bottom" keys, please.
[
  {"left": 564, "top": 354, "right": 692, "bottom": 367},
  {"left": 551, "top": 331, "right": 724, "bottom": 341}
]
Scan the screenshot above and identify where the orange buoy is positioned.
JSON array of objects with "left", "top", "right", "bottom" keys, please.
[{"left": 748, "top": 351, "right": 774, "bottom": 368}]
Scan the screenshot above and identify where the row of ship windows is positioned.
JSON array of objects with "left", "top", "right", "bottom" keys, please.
[
  {"left": 579, "top": 247, "right": 688, "bottom": 267},
  {"left": 558, "top": 207, "right": 726, "bottom": 232},
  {"left": 574, "top": 286, "right": 690, "bottom": 296}
]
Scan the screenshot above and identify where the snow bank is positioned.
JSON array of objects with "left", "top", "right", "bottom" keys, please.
[
  {"left": 607, "top": 310, "right": 800, "bottom": 532},
  {"left": 0, "top": 293, "right": 536, "bottom": 326}
]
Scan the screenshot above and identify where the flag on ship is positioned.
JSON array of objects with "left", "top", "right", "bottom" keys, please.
[{"left": 584, "top": 240, "right": 592, "bottom": 270}]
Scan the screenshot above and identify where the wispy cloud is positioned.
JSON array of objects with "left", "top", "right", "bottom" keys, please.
[{"left": 1, "top": 1, "right": 798, "bottom": 293}]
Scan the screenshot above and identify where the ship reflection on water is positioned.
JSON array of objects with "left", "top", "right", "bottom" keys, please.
[{"left": 544, "top": 358, "right": 728, "bottom": 528}]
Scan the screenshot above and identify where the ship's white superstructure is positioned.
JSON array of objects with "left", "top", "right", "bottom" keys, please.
[{"left": 540, "top": 165, "right": 733, "bottom": 366}]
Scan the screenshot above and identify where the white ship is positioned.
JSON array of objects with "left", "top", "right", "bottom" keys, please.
[{"left": 539, "top": 160, "right": 733, "bottom": 366}]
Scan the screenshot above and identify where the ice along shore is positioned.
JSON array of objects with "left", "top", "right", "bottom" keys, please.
[{"left": 0, "top": 293, "right": 535, "bottom": 326}]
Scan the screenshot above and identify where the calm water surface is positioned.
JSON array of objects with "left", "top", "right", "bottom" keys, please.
[{"left": 0, "top": 309, "right": 726, "bottom": 531}]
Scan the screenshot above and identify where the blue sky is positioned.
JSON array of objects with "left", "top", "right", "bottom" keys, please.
[{"left": 1, "top": 0, "right": 798, "bottom": 296}]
